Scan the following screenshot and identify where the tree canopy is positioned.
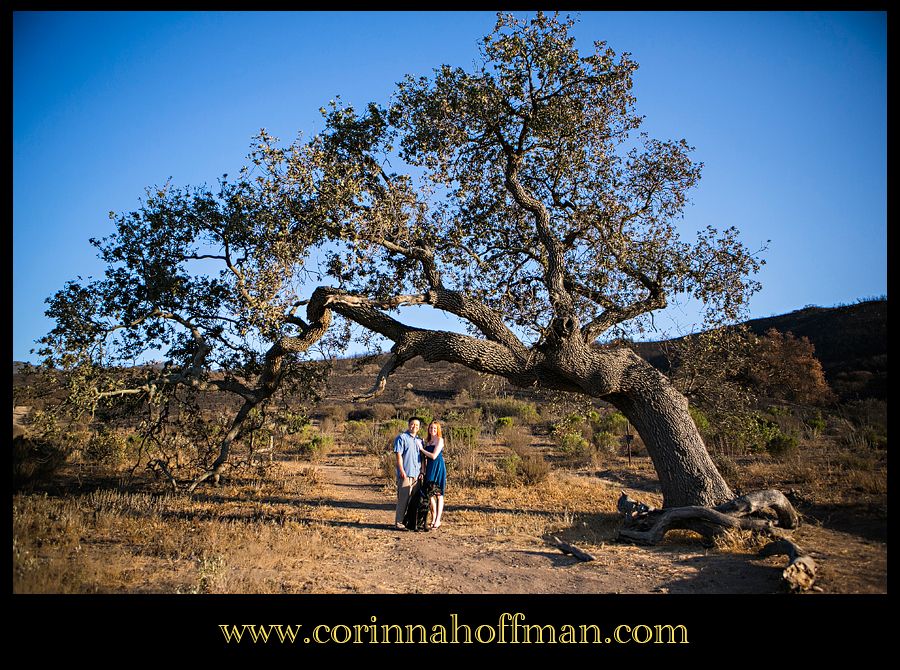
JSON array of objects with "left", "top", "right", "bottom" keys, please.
[{"left": 38, "top": 13, "right": 765, "bottom": 503}]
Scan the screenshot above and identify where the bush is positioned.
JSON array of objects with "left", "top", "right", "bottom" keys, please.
[
  {"left": 347, "top": 407, "right": 375, "bottom": 421},
  {"left": 555, "top": 432, "right": 590, "bottom": 455},
  {"left": 297, "top": 433, "right": 334, "bottom": 461},
  {"left": 85, "top": 429, "right": 127, "bottom": 465},
  {"left": 497, "top": 453, "right": 521, "bottom": 484},
  {"left": 591, "top": 410, "right": 629, "bottom": 435},
  {"left": 345, "top": 420, "right": 372, "bottom": 443},
  {"left": 516, "top": 452, "right": 550, "bottom": 485},
  {"left": 501, "top": 426, "right": 531, "bottom": 452},
  {"left": 689, "top": 406, "right": 710, "bottom": 434},
  {"left": 372, "top": 404, "right": 397, "bottom": 421},
  {"left": 765, "top": 431, "right": 798, "bottom": 458},
  {"left": 478, "top": 399, "right": 539, "bottom": 425},
  {"left": 591, "top": 430, "right": 618, "bottom": 452},
  {"left": 446, "top": 425, "right": 480, "bottom": 450},
  {"left": 13, "top": 434, "right": 70, "bottom": 489},
  {"left": 495, "top": 416, "right": 515, "bottom": 432},
  {"left": 380, "top": 418, "right": 409, "bottom": 438},
  {"left": 379, "top": 452, "right": 397, "bottom": 484}
]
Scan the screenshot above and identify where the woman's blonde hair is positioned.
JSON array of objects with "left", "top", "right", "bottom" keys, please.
[{"left": 428, "top": 421, "right": 442, "bottom": 441}]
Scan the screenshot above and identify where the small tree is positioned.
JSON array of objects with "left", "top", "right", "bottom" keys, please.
[{"left": 39, "top": 13, "right": 765, "bottom": 506}]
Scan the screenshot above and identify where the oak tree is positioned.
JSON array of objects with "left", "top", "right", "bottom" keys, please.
[{"left": 40, "top": 13, "right": 766, "bottom": 506}]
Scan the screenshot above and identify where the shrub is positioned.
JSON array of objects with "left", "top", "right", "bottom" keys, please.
[
  {"left": 555, "top": 432, "right": 590, "bottom": 455},
  {"left": 495, "top": 416, "right": 515, "bottom": 432},
  {"left": 372, "top": 404, "right": 397, "bottom": 421},
  {"left": 591, "top": 410, "right": 630, "bottom": 435},
  {"left": 591, "top": 430, "right": 618, "bottom": 452},
  {"left": 516, "top": 452, "right": 550, "bottom": 485},
  {"left": 85, "top": 429, "right": 127, "bottom": 465},
  {"left": 804, "top": 411, "right": 827, "bottom": 439},
  {"left": 689, "top": 406, "right": 710, "bottom": 434},
  {"left": 765, "top": 430, "right": 798, "bottom": 458},
  {"left": 712, "top": 453, "right": 739, "bottom": 481},
  {"left": 13, "top": 434, "right": 70, "bottom": 489},
  {"left": 380, "top": 419, "right": 409, "bottom": 437},
  {"left": 446, "top": 425, "right": 480, "bottom": 450},
  {"left": 501, "top": 426, "right": 531, "bottom": 452},
  {"left": 347, "top": 407, "right": 375, "bottom": 421},
  {"left": 379, "top": 452, "right": 397, "bottom": 484},
  {"left": 479, "top": 398, "right": 539, "bottom": 425},
  {"left": 345, "top": 420, "right": 372, "bottom": 443},
  {"left": 497, "top": 453, "right": 521, "bottom": 484},
  {"left": 297, "top": 433, "right": 334, "bottom": 461}
]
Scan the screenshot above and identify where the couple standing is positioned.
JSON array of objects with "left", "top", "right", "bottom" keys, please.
[{"left": 393, "top": 417, "right": 447, "bottom": 531}]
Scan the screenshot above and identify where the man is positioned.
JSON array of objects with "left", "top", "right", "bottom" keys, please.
[{"left": 393, "top": 416, "right": 424, "bottom": 529}]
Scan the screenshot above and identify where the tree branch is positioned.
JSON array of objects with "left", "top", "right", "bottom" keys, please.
[{"left": 502, "top": 152, "right": 574, "bottom": 315}]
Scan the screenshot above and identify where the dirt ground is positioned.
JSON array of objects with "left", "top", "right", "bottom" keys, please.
[
  {"left": 248, "top": 442, "right": 886, "bottom": 595},
  {"left": 13, "top": 436, "right": 886, "bottom": 595}
]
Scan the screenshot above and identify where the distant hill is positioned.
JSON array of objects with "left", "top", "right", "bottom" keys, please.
[
  {"left": 14, "top": 299, "right": 886, "bottom": 409},
  {"left": 632, "top": 299, "right": 886, "bottom": 401}
]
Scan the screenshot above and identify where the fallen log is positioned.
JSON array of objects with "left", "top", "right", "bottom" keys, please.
[
  {"left": 546, "top": 535, "right": 596, "bottom": 562},
  {"left": 760, "top": 537, "right": 818, "bottom": 592}
]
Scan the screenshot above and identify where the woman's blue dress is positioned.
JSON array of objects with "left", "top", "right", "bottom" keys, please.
[{"left": 423, "top": 441, "right": 447, "bottom": 495}]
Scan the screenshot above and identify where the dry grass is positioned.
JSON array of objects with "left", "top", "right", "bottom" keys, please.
[
  {"left": 451, "top": 473, "right": 629, "bottom": 547},
  {"left": 710, "top": 528, "right": 771, "bottom": 554},
  {"left": 12, "top": 457, "right": 338, "bottom": 594},
  {"left": 13, "top": 388, "right": 887, "bottom": 594}
]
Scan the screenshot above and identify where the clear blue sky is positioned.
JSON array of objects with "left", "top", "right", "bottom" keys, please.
[{"left": 13, "top": 11, "right": 887, "bottom": 363}]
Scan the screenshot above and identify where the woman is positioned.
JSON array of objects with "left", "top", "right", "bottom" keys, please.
[{"left": 418, "top": 420, "right": 447, "bottom": 529}]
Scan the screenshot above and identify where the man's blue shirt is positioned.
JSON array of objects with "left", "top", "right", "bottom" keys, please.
[{"left": 394, "top": 431, "right": 422, "bottom": 481}]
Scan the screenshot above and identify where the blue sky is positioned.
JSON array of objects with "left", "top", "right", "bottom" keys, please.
[{"left": 13, "top": 11, "right": 887, "bottom": 363}]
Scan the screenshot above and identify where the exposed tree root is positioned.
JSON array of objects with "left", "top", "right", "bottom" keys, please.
[{"left": 617, "top": 488, "right": 817, "bottom": 591}]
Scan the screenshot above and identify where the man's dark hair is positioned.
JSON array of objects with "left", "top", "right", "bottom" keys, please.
[{"left": 407, "top": 416, "right": 423, "bottom": 425}]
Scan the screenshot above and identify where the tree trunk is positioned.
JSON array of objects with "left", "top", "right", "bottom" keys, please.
[
  {"left": 577, "top": 348, "right": 733, "bottom": 508},
  {"left": 546, "top": 339, "right": 734, "bottom": 507}
]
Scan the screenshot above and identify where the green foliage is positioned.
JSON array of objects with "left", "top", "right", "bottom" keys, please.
[
  {"left": 554, "top": 432, "right": 590, "bottom": 455},
  {"left": 297, "top": 432, "right": 334, "bottom": 461},
  {"left": 590, "top": 410, "right": 629, "bottom": 435},
  {"left": 591, "top": 430, "right": 618, "bottom": 452},
  {"left": 765, "top": 431, "right": 798, "bottom": 458},
  {"left": 345, "top": 420, "right": 372, "bottom": 443},
  {"left": 495, "top": 416, "right": 515, "bottom": 431},
  {"left": 804, "top": 411, "right": 826, "bottom": 436},
  {"left": 689, "top": 406, "right": 710, "bottom": 434},
  {"left": 478, "top": 399, "right": 539, "bottom": 425},
  {"left": 446, "top": 425, "right": 480, "bottom": 450},
  {"left": 380, "top": 418, "right": 410, "bottom": 437},
  {"left": 279, "top": 412, "right": 311, "bottom": 436},
  {"left": 85, "top": 429, "right": 127, "bottom": 465}
]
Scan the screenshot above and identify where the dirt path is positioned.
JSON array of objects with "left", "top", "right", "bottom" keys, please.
[{"left": 281, "top": 443, "right": 884, "bottom": 594}]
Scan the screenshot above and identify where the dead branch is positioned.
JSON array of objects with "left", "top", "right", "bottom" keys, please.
[
  {"left": 760, "top": 537, "right": 818, "bottom": 592},
  {"left": 146, "top": 458, "right": 178, "bottom": 493},
  {"left": 546, "top": 535, "right": 596, "bottom": 562}
]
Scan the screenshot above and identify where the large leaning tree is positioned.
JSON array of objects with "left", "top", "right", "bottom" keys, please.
[{"left": 41, "top": 14, "right": 764, "bottom": 508}]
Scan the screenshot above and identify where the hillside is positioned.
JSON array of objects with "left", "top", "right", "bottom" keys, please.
[
  {"left": 631, "top": 299, "right": 886, "bottom": 401},
  {"left": 14, "top": 298, "right": 886, "bottom": 408}
]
